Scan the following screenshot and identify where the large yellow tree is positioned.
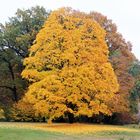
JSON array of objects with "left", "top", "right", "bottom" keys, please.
[{"left": 22, "top": 8, "right": 119, "bottom": 123}]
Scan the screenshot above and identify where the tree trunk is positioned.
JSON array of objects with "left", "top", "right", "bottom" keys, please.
[
  {"left": 8, "top": 61, "right": 18, "bottom": 102},
  {"left": 42, "top": 117, "right": 46, "bottom": 122},
  {"left": 13, "top": 85, "right": 18, "bottom": 102},
  {"left": 68, "top": 113, "right": 74, "bottom": 123}
]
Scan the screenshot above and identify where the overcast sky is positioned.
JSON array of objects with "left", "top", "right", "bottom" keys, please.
[{"left": 0, "top": 0, "right": 140, "bottom": 60}]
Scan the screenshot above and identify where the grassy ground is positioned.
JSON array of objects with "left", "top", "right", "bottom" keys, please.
[{"left": 0, "top": 122, "right": 140, "bottom": 140}]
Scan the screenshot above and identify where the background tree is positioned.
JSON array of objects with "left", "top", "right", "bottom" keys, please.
[
  {"left": 0, "top": 6, "right": 49, "bottom": 119},
  {"left": 22, "top": 8, "right": 119, "bottom": 123},
  {"left": 129, "top": 60, "right": 140, "bottom": 114}
]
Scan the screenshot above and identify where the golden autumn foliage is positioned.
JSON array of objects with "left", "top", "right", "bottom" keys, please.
[
  {"left": 90, "top": 12, "right": 136, "bottom": 116},
  {"left": 22, "top": 8, "right": 119, "bottom": 122},
  {"left": 11, "top": 100, "right": 36, "bottom": 121}
]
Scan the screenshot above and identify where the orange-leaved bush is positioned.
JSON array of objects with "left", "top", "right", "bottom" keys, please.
[{"left": 22, "top": 8, "right": 119, "bottom": 123}]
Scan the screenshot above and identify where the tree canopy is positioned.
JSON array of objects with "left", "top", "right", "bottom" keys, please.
[{"left": 22, "top": 8, "right": 119, "bottom": 123}]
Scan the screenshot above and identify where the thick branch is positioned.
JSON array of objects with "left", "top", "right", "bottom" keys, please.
[{"left": 0, "top": 85, "right": 13, "bottom": 91}]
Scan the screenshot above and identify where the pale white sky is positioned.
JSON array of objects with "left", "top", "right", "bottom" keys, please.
[{"left": 0, "top": 0, "right": 140, "bottom": 59}]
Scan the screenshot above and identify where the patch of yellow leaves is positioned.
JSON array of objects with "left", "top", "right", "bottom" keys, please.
[{"left": 0, "top": 123, "right": 139, "bottom": 134}]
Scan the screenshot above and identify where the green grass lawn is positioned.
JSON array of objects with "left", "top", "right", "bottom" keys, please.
[
  {"left": 0, "top": 127, "right": 66, "bottom": 140},
  {"left": 0, "top": 122, "right": 140, "bottom": 140}
]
